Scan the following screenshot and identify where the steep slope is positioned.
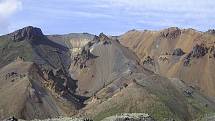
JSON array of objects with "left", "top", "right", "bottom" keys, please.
[
  {"left": 80, "top": 75, "right": 215, "bottom": 121},
  {"left": 70, "top": 33, "right": 142, "bottom": 97},
  {"left": 0, "top": 61, "right": 66, "bottom": 120},
  {"left": 70, "top": 33, "right": 215, "bottom": 121},
  {"left": 0, "top": 26, "right": 71, "bottom": 70},
  {"left": 0, "top": 27, "right": 86, "bottom": 120},
  {"left": 119, "top": 28, "right": 215, "bottom": 97}
]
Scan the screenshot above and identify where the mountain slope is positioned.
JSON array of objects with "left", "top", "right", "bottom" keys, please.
[
  {"left": 0, "top": 26, "right": 71, "bottom": 70},
  {"left": 119, "top": 28, "right": 215, "bottom": 97},
  {"left": 70, "top": 33, "right": 215, "bottom": 121},
  {"left": 70, "top": 33, "right": 142, "bottom": 97},
  {"left": 0, "top": 27, "right": 86, "bottom": 120}
]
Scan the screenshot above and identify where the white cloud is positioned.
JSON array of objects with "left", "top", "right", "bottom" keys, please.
[
  {"left": 4, "top": 0, "right": 215, "bottom": 35},
  {"left": 96, "top": 0, "right": 215, "bottom": 31},
  {"left": 0, "top": 0, "right": 22, "bottom": 34},
  {"left": 100, "top": 0, "right": 215, "bottom": 11}
]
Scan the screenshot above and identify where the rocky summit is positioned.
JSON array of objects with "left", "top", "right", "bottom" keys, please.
[
  {"left": 0, "top": 26, "right": 215, "bottom": 121},
  {"left": 10, "top": 26, "right": 44, "bottom": 42}
]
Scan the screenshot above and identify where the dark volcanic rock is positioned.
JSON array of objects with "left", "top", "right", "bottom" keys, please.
[
  {"left": 143, "top": 56, "right": 155, "bottom": 66},
  {"left": 10, "top": 26, "right": 45, "bottom": 42},
  {"left": 172, "top": 48, "right": 185, "bottom": 56},
  {"left": 190, "top": 44, "right": 208, "bottom": 58},
  {"left": 184, "top": 44, "right": 208, "bottom": 66},
  {"left": 99, "top": 33, "right": 109, "bottom": 41}
]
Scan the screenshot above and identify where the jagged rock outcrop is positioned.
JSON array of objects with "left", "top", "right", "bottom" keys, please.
[
  {"left": 73, "top": 33, "right": 115, "bottom": 69},
  {"left": 190, "top": 44, "right": 208, "bottom": 58},
  {"left": 99, "top": 33, "right": 109, "bottom": 41},
  {"left": 172, "top": 48, "right": 185, "bottom": 56},
  {"left": 161, "top": 27, "right": 181, "bottom": 39},
  {"left": 143, "top": 56, "right": 154, "bottom": 65},
  {"left": 184, "top": 44, "right": 208, "bottom": 66}
]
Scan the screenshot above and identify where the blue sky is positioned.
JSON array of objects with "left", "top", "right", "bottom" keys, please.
[{"left": 0, "top": 0, "right": 215, "bottom": 35}]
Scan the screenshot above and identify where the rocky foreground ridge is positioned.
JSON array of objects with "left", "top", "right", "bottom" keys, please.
[{"left": 5, "top": 113, "right": 154, "bottom": 121}]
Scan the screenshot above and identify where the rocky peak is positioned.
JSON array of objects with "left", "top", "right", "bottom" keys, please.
[
  {"left": 10, "top": 26, "right": 45, "bottom": 42},
  {"left": 99, "top": 33, "right": 109, "bottom": 41}
]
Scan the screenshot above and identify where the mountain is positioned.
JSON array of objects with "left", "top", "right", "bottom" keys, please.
[
  {"left": 0, "top": 26, "right": 86, "bottom": 120},
  {"left": 0, "top": 26, "right": 215, "bottom": 121},
  {"left": 0, "top": 26, "right": 71, "bottom": 69},
  {"left": 119, "top": 27, "right": 215, "bottom": 98},
  {"left": 69, "top": 33, "right": 215, "bottom": 121}
]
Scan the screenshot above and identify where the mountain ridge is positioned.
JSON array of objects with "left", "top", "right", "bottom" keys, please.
[{"left": 1, "top": 26, "right": 215, "bottom": 121}]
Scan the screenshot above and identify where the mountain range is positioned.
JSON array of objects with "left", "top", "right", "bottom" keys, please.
[{"left": 0, "top": 26, "right": 215, "bottom": 121}]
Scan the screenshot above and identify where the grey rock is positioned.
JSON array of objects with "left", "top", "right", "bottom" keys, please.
[
  {"left": 143, "top": 56, "right": 155, "bottom": 66},
  {"left": 172, "top": 48, "right": 185, "bottom": 56},
  {"left": 102, "top": 113, "right": 155, "bottom": 121}
]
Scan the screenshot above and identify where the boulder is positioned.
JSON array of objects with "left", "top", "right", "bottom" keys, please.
[
  {"left": 143, "top": 56, "right": 154, "bottom": 66},
  {"left": 172, "top": 48, "right": 185, "bottom": 56}
]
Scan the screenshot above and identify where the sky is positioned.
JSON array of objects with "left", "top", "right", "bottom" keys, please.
[{"left": 0, "top": 0, "right": 215, "bottom": 35}]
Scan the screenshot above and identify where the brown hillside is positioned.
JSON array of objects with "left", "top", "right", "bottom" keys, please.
[{"left": 119, "top": 28, "right": 215, "bottom": 97}]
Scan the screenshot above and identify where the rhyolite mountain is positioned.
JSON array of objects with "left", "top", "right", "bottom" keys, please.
[
  {"left": 0, "top": 26, "right": 215, "bottom": 121},
  {"left": 119, "top": 27, "right": 215, "bottom": 98}
]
